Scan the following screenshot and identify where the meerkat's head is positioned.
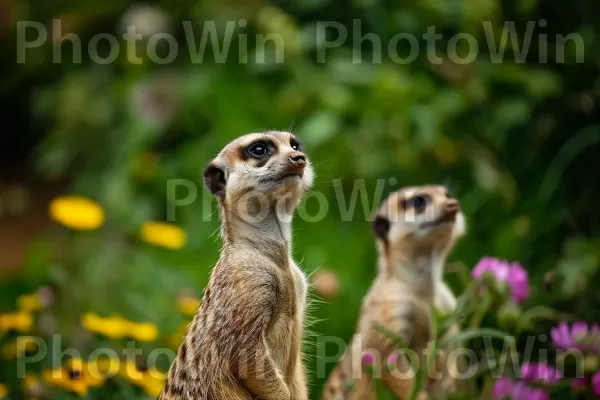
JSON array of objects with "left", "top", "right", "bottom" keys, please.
[
  {"left": 203, "top": 131, "right": 314, "bottom": 209},
  {"left": 372, "top": 185, "right": 466, "bottom": 256}
]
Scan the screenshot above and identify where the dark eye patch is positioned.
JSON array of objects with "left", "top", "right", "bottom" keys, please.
[
  {"left": 290, "top": 137, "right": 303, "bottom": 152},
  {"left": 248, "top": 142, "right": 268, "bottom": 158},
  {"left": 241, "top": 140, "right": 276, "bottom": 161},
  {"left": 407, "top": 194, "right": 431, "bottom": 214}
]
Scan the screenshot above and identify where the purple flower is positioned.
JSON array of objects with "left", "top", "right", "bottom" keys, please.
[
  {"left": 593, "top": 372, "right": 600, "bottom": 396},
  {"left": 551, "top": 321, "right": 600, "bottom": 351},
  {"left": 506, "top": 263, "right": 529, "bottom": 303},
  {"left": 472, "top": 257, "right": 530, "bottom": 303},
  {"left": 385, "top": 353, "right": 399, "bottom": 372},
  {"left": 362, "top": 352, "right": 374, "bottom": 366},
  {"left": 492, "top": 378, "right": 549, "bottom": 400},
  {"left": 492, "top": 377, "right": 513, "bottom": 399},
  {"left": 571, "top": 377, "right": 587, "bottom": 392},
  {"left": 520, "top": 362, "right": 561, "bottom": 384},
  {"left": 387, "top": 353, "right": 398, "bottom": 365}
]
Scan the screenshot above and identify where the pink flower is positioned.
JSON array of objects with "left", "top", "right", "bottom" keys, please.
[
  {"left": 387, "top": 353, "right": 398, "bottom": 365},
  {"left": 571, "top": 377, "right": 587, "bottom": 389},
  {"left": 520, "top": 362, "right": 561, "bottom": 384},
  {"left": 506, "top": 263, "right": 529, "bottom": 303},
  {"left": 472, "top": 257, "right": 530, "bottom": 303},
  {"left": 528, "top": 387, "right": 549, "bottom": 400},
  {"left": 362, "top": 353, "right": 374, "bottom": 366},
  {"left": 492, "top": 377, "right": 513, "bottom": 399},
  {"left": 386, "top": 353, "right": 399, "bottom": 371},
  {"left": 593, "top": 372, "right": 600, "bottom": 396},
  {"left": 493, "top": 362, "right": 561, "bottom": 400},
  {"left": 551, "top": 321, "right": 600, "bottom": 352},
  {"left": 492, "top": 378, "right": 549, "bottom": 400}
]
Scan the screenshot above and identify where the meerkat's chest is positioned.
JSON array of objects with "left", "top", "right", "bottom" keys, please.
[
  {"left": 265, "top": 260, "right": 307, "bottom": 377},
  {"left": 434, "top": 283, "right": 457, "bottom": 313},
  {"left": 289, "top": 260, "right": 308, "bottom": 316}
]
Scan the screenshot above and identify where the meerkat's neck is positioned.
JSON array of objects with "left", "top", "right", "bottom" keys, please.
[
  {"left": 219, "top": 198, "right": 297, "bottom": 262},
  {"left": 378, "top": 242, "right": 450, "bottom": 300}
]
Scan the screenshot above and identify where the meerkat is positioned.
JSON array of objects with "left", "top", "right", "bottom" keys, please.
[
  {"left": 322, "top": 185, "right": 466, "bottom": 400},
  {"left": 159, "top": 131, "right": 314, "bottom": 400}
]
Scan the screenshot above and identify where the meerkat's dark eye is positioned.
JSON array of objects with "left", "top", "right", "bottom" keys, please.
[
  {"left": 290, "top": 138, "right": 302, "bottom": 151},
  {"left": 247, "top": 142, "right": 268, "bottom": 158},
  {"left": 409, "top": 195, "right": 429, "bottom": 213}
]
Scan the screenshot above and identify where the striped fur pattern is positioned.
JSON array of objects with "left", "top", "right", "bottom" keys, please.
[
  {"left": 159, "top": 132, "right": 313, "bottom": 400},
  {"left": 323, "top": 185, "right": 466, "bottom": 400}
]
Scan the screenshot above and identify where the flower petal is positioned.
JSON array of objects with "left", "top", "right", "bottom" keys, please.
[
  {"left": 492, "top": 377, "right": 513, "bottom": 399},
  {"left": 592, "top": 371, "right": 600, "bottom": 396}
]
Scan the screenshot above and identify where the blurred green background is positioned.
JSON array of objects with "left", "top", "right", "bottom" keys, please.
[{"left": 1, "top": 0, "right": 600, "bottom": 398}]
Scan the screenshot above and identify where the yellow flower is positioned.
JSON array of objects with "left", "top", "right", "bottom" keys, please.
[
  {"left": 140, "top": 222, "right": 186, "bottom": 249},
  {"left": 42, "top": 367, "right": 87, "bottom": 396},
  {"left": 81, "top": 313, "right": 128, "bottom": 339},
  {"left": 17, "top": 293, "right": 42, "bottom": 313},
  {"left": 42, "top": 359, "right": 105, "bottom": 396},
  {"left": 136, "top": 367, "right": 167, "bottom": 397},
  {"left": 0, "top": 383, "right": 8, "bottom": 398},
  {"left": 88, "top": 355, "right": 120, "bottom": 378},
  {"left": 49, "top": 195, "right": 105, "bottom": 230},
  {"left": 66, "top": 359, "right": 106, "bottom": 387},
  {"left": 0, "top": 312, "right": 33, "bottom": 333},
  {"left": 81, "top": 312, "right": 104, "bottom": 332},
  {"left": 143, "top": 378, "right": 164, "bottom": 397},
  {"left": 129, "top": 322, "right": 159, "bottom": 342},
  {"left": 147, "top": 367, "right": 167, "bottom": 381},
  {"left": 119, "top": 361, "right": 145, "bottom": 384},
  {"left": 13, "top": 312, "right": 33, "bottom": 332},
  {"left": 100, "top": 315, "right": 130, "bottom": 339},
  {"left": 82, "top": 313, "right": 159, "bottom": 342},
  {"left": 2, "top": 336, "right": 38, "bottom": 359},
  {"left": 119, "top": 362, "right": 167, "bottom": 396},
  {"left": 141, "top": 369, "right": 167, "bottom": 397},
  {"left": 176, "top": 296, "right": 202, "bottom": 316}
]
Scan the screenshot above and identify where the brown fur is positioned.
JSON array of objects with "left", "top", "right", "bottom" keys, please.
[
  {"left": 159, "top": 132, "right": 313, "bottom": 400},
  {"left": 322, "top": 185, "right": 466, "bottom": 400}
]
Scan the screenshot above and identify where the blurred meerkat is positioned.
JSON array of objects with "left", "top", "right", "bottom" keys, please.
[
  {"left": 323, "top": 185, "right": 466, "bottom": 400},
  {"left": 159, "top": 131, "right": 314, "bottom": 400}
]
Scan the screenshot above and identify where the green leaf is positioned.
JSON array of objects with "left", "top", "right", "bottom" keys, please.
[{"left": 374, "top": 323, "right": 408, "bottom": 349}]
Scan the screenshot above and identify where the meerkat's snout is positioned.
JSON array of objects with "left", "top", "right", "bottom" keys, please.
[
  {"left": 288, "top": 151, "right": 307, "bottom": 170},
  {"left": 442, "top": 198, "right": 460, "bottom": 218},
  {"left": 431, "top": 197, "right": 460, "bottom": 226}
]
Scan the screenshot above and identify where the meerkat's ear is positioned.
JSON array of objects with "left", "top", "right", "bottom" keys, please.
[
  {"left": 372, "top": 216, "right": 390, "bottom": 240},
  {"left": 203, "top": 162, "right": 226, "bottom": 198}
]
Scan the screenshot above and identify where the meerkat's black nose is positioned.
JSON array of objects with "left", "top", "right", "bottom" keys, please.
[{"left": 289, "top": 152, "right": 306, "bottom": 168}]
